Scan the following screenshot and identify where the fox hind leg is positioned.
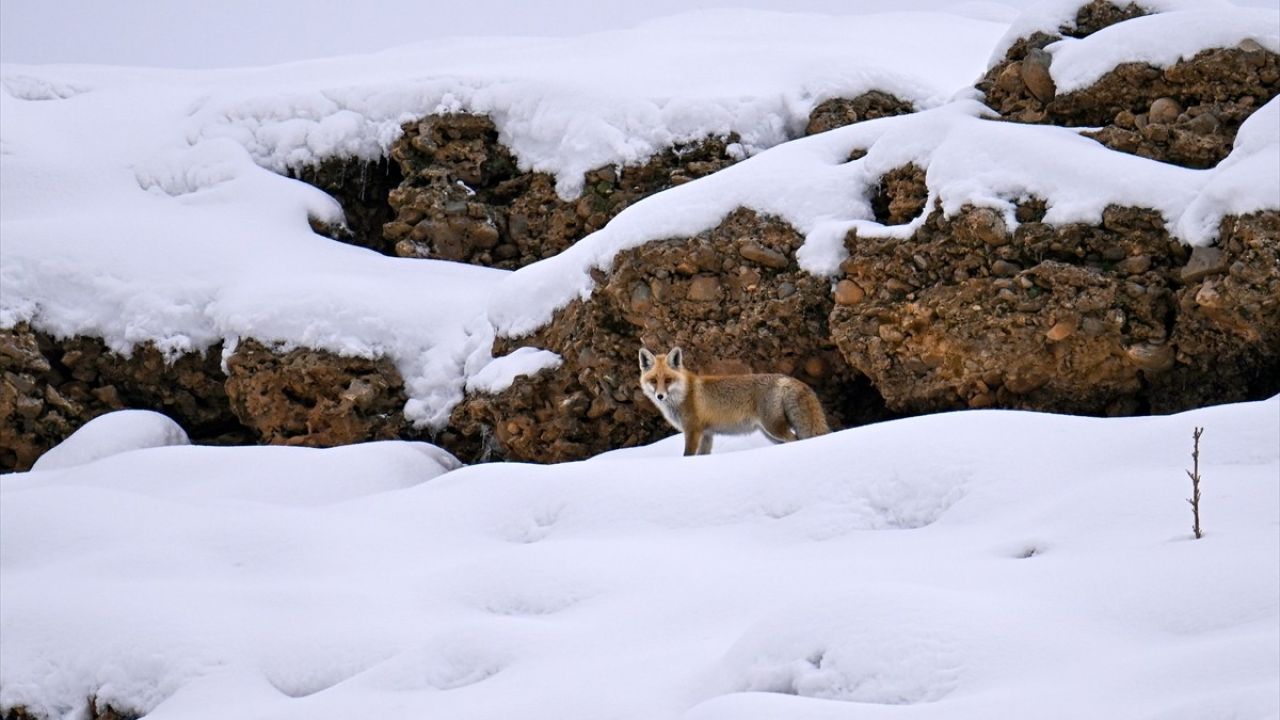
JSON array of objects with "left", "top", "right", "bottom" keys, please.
[
  {"left": 783, "top": 384, "right": 830, "bottom": 440},
  {"left": 760, "top": 417, "right": 798, "bottom": 444},
  {"left": 697, "top": 433, "right": 715, "bottom": 455}
]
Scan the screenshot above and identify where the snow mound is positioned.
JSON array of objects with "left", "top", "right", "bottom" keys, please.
[{"left": 31, "top": 409, "right": 190, "bottom": 472}]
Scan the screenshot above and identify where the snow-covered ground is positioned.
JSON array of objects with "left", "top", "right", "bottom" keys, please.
[
  {"left": 3, "top": 3, "right": 1280, "bottom": 716},
  {"left": 3, "top": 399, "right": 1277, "bottom": 718}
]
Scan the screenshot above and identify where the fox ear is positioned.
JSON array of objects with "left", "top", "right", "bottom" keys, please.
[
  {"left": 639, "top": 347, "right": 656, "bottom": 371},
  {"left": 667, "top": 347, "right": 683, "bottom": 369}
]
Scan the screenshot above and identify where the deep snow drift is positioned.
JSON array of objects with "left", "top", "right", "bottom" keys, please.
[{"left": 2, "top": 399, "right": 1277, "bottom": 718}]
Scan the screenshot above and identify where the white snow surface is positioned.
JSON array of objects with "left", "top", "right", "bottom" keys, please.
[
  {"left": 29, "top": 409, "right": 190, "bottom": 472},
  {"left": 2, "top": 398, "right": 1277, "bottom": 719}
]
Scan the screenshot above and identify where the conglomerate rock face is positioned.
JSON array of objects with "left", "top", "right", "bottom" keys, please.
[
  {"left": 0, "top": 327, "right": 242, "bottom": 472},
  {"left": 978, "top": 1, "right": 1280, "bottom": 167},
  {"left": 451, "top": 209, "right": 891, "bottom": 463},
  {"left": 805, "top": 92, "right": 915, "bottom": 135},
  {"left": 1158, "top": 212, "right": 1280, "bottom": 411},
  {"left": 832, "top": 203, "right": 1191, "bottom": 416},
  {"left": 0, "top": 329, "right": 417, "bottom": 472},
  {"left": 381, "top": 113, "right": 741, "bottom": 269},
  {"left": 302, "top": 91, "right": 916, "bottom": 269},
  {"left": 223, "top": 338, "right": 410, "bottom": 447}
]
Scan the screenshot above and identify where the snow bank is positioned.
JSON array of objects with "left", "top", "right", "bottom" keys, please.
[
  {"left": 30, "top": 409, "right": 189, "bottom": 472},
  {"left": 186, "top": 10, "right": 1004, "bottom": 198},
  {"left": 3, "top": 398, "right": 1276, "bottom": 719}
]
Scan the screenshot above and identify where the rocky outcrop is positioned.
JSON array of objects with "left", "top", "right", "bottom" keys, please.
[
  {"left": 871, "top": 164, "right": 928, "bottom": 226},
  {"left": 979, "top": 1, "right": 1279, "bottom": 167},
  {"left": 830, "top": 203, "right": 1189, "bottom": 415},
  {"left": 1, "top": 326, "right": 242, "bottom": 472},
  {"left": 0, "top": 328, "right": 416, "bottom": 473},
  {"left": 302, "top": 91, "right": 915, "bottom": 268},
  {"left": 805, "top": 92, "right": 915, "bottom": 135},
  {"left": 458, "top": 192, "right": 1276, "bottom": 464},
  {"left": 7, "top": 3, "right": 1276, "bottom": 470},
  {"left": 1156, "top": 212, "right": 1280, "bottom": 410},
  {"left": 381, "top": 113, "right": 740, "bottom": 269},
  {"left": 450, "top": 209, "right": 893, "bottom": 463},
  {"left": 223, "top": 338, "right": 409, "bottom": 446}
]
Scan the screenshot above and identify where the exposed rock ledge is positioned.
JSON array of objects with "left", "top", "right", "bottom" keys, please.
[
  {"left": 302, "top": 91, "right": 915, "bottom": 270},
  {"left": 453, "top": 200, "right": 1279, "bottom": 463},
  {"left": 979, "top": 0, "right": 1279, "bottom": 168}
]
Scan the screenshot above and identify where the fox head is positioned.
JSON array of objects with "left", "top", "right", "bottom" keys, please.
[{"left": 638, "top": 347, "right": 688, "bottom": 405}]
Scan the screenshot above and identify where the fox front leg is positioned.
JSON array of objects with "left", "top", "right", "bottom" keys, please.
[{"left": 683, "top": 428, "right": 704, "bottom": 457}]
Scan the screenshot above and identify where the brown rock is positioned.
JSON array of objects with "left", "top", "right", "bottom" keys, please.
[
  {"left": 992, "top": 260, "right": 1021, "bottom": 277},
  {"left": 1180, "top": 246, "right": 1228, "bottom": 283},
  {"left": 981, "top": 26, "right": 1279, "bottom": 169},
  {"left": 834, "top": 280, "right": 866, "bottom": 305},
  {"left": 739, "top": 241, "right": 789, "bottom": 269},
  {"left": 872, "top": 164, "right": 928, "bottom": 225},
  {"left": 1126, "top": 343, "right": 1175, "bottom": 372},
  {"left": 1020, "top": 49, "right": 1056, "bottom": 104},
  {"left": 687, "top": 276, "right": 723, "bottom": 302},
  {"left": 0, "top": 325, "right": 243, "bottom": 472},
  {"left": 805, "top": 91, "right": 915, "bottom": 135},
  {"left": 377, "top": 113, "right": 743, "bottom": 269},
  {"left": 1046, "top": 318, "right": 1078, "bottom": 342},
  {"left": 451, "top": 209, "right": 882, "bottom": 463},
  {"left": 1149, "top": 97, "right": 1182, "bottom": 124},
  {"left": 1116, "top": 254, "right": 1152, "bottom": 274}
]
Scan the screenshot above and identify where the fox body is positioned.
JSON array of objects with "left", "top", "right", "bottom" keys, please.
[{"left": 638, "top": 347, "right": 830, "bottom": 456}]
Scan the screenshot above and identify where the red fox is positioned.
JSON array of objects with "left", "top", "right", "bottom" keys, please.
[{"left": 638, "top": 346, "right": 830, "bottom": 456}]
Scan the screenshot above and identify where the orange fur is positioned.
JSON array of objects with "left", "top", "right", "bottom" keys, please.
[{"left": 638, "top": 347, "right": 830, "bottom": 456}]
